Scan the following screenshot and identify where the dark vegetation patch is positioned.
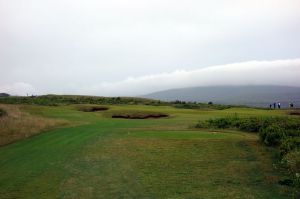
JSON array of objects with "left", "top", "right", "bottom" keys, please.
[
  {"left": 171, "top": 100, "right": 239, "bottom": 110},
  {"left": 195, "top": 116, "right": 300, "bottom": 193},
  {"left": 0, "top": 95, "right": 162, "bottom": 106},
  {"left": 0, "top": 108, "right": 7, "bottom": 117},
  {"left": 77, "top": 105, "right": 109, "bottom": 112},
  {"left": 111, "top": 112, "right": 169, "bottom": 119}
]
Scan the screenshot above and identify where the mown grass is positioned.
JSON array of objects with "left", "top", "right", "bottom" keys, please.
[{"left": 0, "top": 104, "right": 293, "bottom": 198}]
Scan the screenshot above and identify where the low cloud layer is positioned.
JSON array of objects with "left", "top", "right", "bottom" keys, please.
[
  {"left": 83, "top": 59, "right": 300, "bottom": 96},
  {"left": 1, "top": 59, "right": 300, "bottom": 96}
]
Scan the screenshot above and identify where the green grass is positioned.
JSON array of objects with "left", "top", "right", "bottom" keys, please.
[{"left": 0, "top": 104, "right": 293, "bottom": 198}]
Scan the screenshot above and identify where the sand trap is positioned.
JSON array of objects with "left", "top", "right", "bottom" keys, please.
[{"left": 111, "top": 113, "right": 168, "bottom": 119}]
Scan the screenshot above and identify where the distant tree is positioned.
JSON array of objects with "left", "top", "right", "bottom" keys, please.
[{"left": 208, "top": 101, "right": 213, "bottom": 105}]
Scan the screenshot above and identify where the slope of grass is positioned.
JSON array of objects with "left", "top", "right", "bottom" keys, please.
[{"left": 0, "top": 104, "right": 292, "bottom": 198}]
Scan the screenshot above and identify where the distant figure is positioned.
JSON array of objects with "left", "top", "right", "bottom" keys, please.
[
  {"left": 278, "top": 102, "right": 281, "bottom": 109},
  {"left": 269, "top": 104, "right": 272, "bottom": 109},
  {"left": 290, "top": 103, "right": 294, "bottom": 108},
  {"left": 273, "top": 103, "right": 276, "bottom": 109}
]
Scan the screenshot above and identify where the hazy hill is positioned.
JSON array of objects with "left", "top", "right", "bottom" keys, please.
[{"left": 143, "top": 85, "right": 300, "bottom": 108}]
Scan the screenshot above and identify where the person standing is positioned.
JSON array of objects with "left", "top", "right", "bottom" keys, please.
[
  {"left": 269, "top": 104, "right": 272, "bottom": 109},
  {"left": 273, "top": 102, "right": 276, "bottom": 109},
  {"left": 278, "top": 102, "right": 281, "bottom": 109}
]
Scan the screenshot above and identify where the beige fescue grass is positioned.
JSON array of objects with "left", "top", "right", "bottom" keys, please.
[{"left": 0, "top": 104, "right": 66, "bottom": 146}]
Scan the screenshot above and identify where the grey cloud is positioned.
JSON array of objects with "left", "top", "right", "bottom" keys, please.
[{"left": 1, "top": 59, "right": 300, "bottom": 96}]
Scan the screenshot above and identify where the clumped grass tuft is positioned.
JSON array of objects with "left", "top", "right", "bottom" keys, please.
[{"left": 0, "top": 104, "right": 66, "bottom": 146}]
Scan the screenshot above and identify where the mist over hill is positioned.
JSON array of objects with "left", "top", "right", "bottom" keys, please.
[{"left": 143, "top": 85, "right": 300, "bottom": 108}]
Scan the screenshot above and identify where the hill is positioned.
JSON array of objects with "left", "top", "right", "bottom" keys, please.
[
  {"left": 143, "top": 85, "right": 300, "bottom": 108},
  {"left": 0, "top": 93, "right": 10, "bottom": 97}
]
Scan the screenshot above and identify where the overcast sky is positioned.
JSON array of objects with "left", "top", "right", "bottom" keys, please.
[{"left": 1, "top": 0, "right": 300, "bottom": 96}]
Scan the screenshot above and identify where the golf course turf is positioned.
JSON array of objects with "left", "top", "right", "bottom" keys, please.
[{"left": 0, "top": 104, "right": 294, "bottom": 198}]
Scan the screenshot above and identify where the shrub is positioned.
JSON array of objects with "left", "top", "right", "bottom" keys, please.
[
  {"left": 207, "top": 118, "right": 232, "bottom": 128},
  {"left": 195, "top": 121, "right": 208, "bottom": 128},
  {"left": 237, "top": 117, "right": 262, "bottom": 132},
  {"left": 259, "top": 125, "right": 286, "bottom": 146},
  {"left": 280, "top": 138, "right": 300, "bottom": 155},
  {"left": 283, "top": 150, "right": 300, "bottom": 174},
  {"left": 282, "top": 150, "right": 300, "bottom": 187}
]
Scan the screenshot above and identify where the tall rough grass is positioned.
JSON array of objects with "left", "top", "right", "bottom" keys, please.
[{"left": 0, "top": 104, "right": 66, "bottom": 146}]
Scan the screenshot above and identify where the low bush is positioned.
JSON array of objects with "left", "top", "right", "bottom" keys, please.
[
  {"left": 282, "top": 150, "right": 300, "bottom": 189},
  {"left": 207, "top": 118, "right": 233, "bottom": 128},
  {"left": 259, "top": 125, "right": 286, "bottom": 146},
  {"left": 196, "top": 116, "right": 275, "bottom": 132},
  {"left": 195, "top": 121, "right": 208, "bottom": 128},
  {"left": 237, "top": 117, "right": 262, "bottom": 132},
  {"left": 283, "top": 150, "right": 300, "bottom": 174},
  {"left": 280, "top": 138, "right": 300, "bottom": 155}
]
